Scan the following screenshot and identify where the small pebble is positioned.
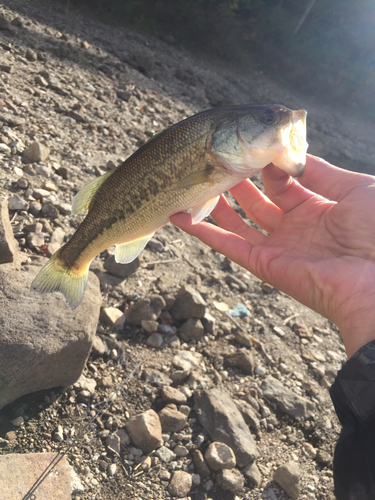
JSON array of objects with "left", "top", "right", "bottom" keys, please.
[
  {"left": 107, "top": 463, "right": 117, "bottom": 476},
  {"left": 10, "top": 416, "right": 24, "bottom": 427}
]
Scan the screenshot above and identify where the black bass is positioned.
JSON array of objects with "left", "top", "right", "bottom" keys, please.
[{"left": 31, "top": 104, "right": 308, "bottom": 308}]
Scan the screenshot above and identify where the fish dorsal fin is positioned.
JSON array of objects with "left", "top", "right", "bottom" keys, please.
[
  {"left": 71, "top": 169, "right": 114, "bottom": 215},
  {"left": 191, "top": 195, "right": 220, "bottom": 224},
  {"left": 173, "top": 168, "right": 214, "bottom": 191},
  {"left": 115, "top": 233, "right": 155, "bottom": 264}
]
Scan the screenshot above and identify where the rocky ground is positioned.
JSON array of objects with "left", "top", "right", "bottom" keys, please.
[{"left": 0, "top": 1, "right": 374, "bottom": 499}]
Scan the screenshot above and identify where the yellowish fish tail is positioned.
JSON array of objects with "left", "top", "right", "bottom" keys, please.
[{"left": 30, "top": 248, "right": 89, "bottom": 310}]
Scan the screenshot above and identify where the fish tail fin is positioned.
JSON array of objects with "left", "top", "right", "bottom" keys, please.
[{"left": 30, "top": 248, "right": 89, "bottom": 309}]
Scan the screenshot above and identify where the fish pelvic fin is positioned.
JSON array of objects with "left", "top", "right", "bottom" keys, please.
[
  {"left": 71, "top": 169, "right": 114, "bottom": 215},
  {"left": 115, "top": 233, "right": 155, "bottom": 264},
  {"left": 30, "top": 248, "right": 89, "bottom": 309},
  {"left": 191, "top": 195, "right": 220, "bottom": 224}
]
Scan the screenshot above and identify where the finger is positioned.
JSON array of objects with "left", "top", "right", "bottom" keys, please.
[
  {"left": 229, "top": 179, "right": 284, "bottom": 233},
  {"left": 170, "top": 212, "right": 258, "bottom": 269},
  {"left": 262, "top": 163, "right": 319, "bottom": 213},
  {"left": 210, "top": 195, "right": 268, "bottom": 245},
  {"left": 299, "top": 154, "right": 375, "bottom": 201}
]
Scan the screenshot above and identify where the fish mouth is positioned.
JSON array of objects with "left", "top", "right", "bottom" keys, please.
[{"left": 273, "top": 109, "right": 308, "bottom": 177}]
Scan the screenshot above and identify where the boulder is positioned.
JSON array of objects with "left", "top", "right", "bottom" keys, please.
[{"left": 0, "top": 260, "right": 101, "bottom": 409}]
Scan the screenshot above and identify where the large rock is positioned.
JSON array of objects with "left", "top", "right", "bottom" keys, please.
[
  {"left": 0, "top": 452, "right": 72, "bottom": 500},
  {"left": 194, "top": 387, "right": 259, "bottom": 467},
  {"left": 262, "top": 376, "right": 315, "bottom": 419},
  {"left": 0, "top": 199, "right": 20, "bottom": 266},
  {"left": 0, "top": 260, "right": 101, "bottom": 409}
]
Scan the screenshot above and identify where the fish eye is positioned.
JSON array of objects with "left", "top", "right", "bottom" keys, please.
[{"left": 260, "top": 108, "right": 278, "bottom": 125}]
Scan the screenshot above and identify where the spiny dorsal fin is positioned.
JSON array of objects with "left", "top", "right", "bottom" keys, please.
[{"left": 71, "top": 169, "right": 114, "bottom": 215}]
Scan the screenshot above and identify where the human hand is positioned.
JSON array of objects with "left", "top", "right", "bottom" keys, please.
[{"left": 170, "top": 155, "right": 375, "bottom": 357}]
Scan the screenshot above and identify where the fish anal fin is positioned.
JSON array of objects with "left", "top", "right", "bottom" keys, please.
[
  {"left": 173, "top": 168, "right": 215, "bottom": 191},
  {"left": 71, "top": 169, "right": 114, "bottom": 215},
  {"left": 191, "top": 195, "right": 220, "bottom": 224},
  {"left": 115, "top": 233, "right": 155, "bottom": 264}
]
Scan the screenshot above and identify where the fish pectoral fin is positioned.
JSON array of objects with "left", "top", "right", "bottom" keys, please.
[
  {"left": 172, "top": 169, "right": 214, "bottom": 191},
  {"left": 191, "top": 195, "right": 220, "bottom": 224},
  {"left": 71, "top": 169, "right": 115, "bottom": 215},
  {"left": 115, "top": 233, "right": 155, "bottom": 264}
]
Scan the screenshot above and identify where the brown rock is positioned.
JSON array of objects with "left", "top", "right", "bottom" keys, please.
[
  {"left": 224, "top": 349, "right": 255, "bottom": 374},
  {"left": 99, "top": 306, "right": 124, "bottom": 326},
  {"left": 273, "top": 461, "right": 300, "bottom": 500},
  {"left": 22, "top": 141, "right": 50, "bottom": 162},
  {"left": 204, "top": 441, "right": 236, "bottom": 471},
  {"left": 26, "top": 232, "right": 45, "bottom": 250},
  {"left": 158, "top": 405, "right": 187, "bottom": 432},
  {"left": 216, "top": 468, "right": 245, "bottom": 493},
  {"left": 141, "top": 319, "right": 158, "bottom": 333},
  {"left": 104, "top": 254, "right": 140, "bottom": 279},
  {"left": 192, "top": 449, "right": 210, "bottom": 478},
  {"left": 179, "top": 318, "right": 205, "bottom": 341},
  {"left": 126, "top": 409, "right": 162, "bottom": 452},
  {"left": 0, "top": 452, "right": 72, "bottom": 500},
  {"left": 161, "top": 386, "right": 187, "bottom": 404},
  {"left": 168, "top": 471, "right": 192, "bottom": 498},
  {"left": 0, "top": 261, "right": 101, "bottom": 409},
  {"left": 234, "top": 399, "right": 261, "bottom": 434},
  {"left": 194, "top": 387, "right": 259, "bottom": 467},
  {"left": 46, "top": 242, "right": 61, "bottom": 257},
  {"left": 0, "top": 199, "right": 20, "bottom": 266},
  {"left": 170, "top": 285, "right": 206, "bottom": 320},
  {"left": 125, "top": 295, "right": 166, "bottom": 325},
  {"left": 243, "top": 461, "right": 262, "bottom": 486},
  {"left": 262, "top": 375, "right": 315, "bottom": 419}
]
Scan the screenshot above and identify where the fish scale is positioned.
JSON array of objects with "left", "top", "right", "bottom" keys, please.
[{"left": 31, "top": 104, "right": 308, "bottom": 308}]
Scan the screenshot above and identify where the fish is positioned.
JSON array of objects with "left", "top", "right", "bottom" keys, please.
[{"left": 30, "top": 104, "right": 308, "bottom": 309}]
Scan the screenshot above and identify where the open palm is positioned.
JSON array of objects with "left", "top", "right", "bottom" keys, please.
[{"left": 171, "top": 155, "right": 375, "bottom": 356}]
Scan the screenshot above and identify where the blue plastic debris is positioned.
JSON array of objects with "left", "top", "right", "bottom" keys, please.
[{"left": 227, "top": 303, "right": 250, "bottom": 318}]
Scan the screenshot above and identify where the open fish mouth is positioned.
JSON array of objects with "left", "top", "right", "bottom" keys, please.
[{"left": 274, "top": 109, "right": 308, "bottom": 176}]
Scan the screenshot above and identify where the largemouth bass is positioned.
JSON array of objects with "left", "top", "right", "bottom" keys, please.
[{"left": 31, "top": 104, "right": 308, "bottom": 308}]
